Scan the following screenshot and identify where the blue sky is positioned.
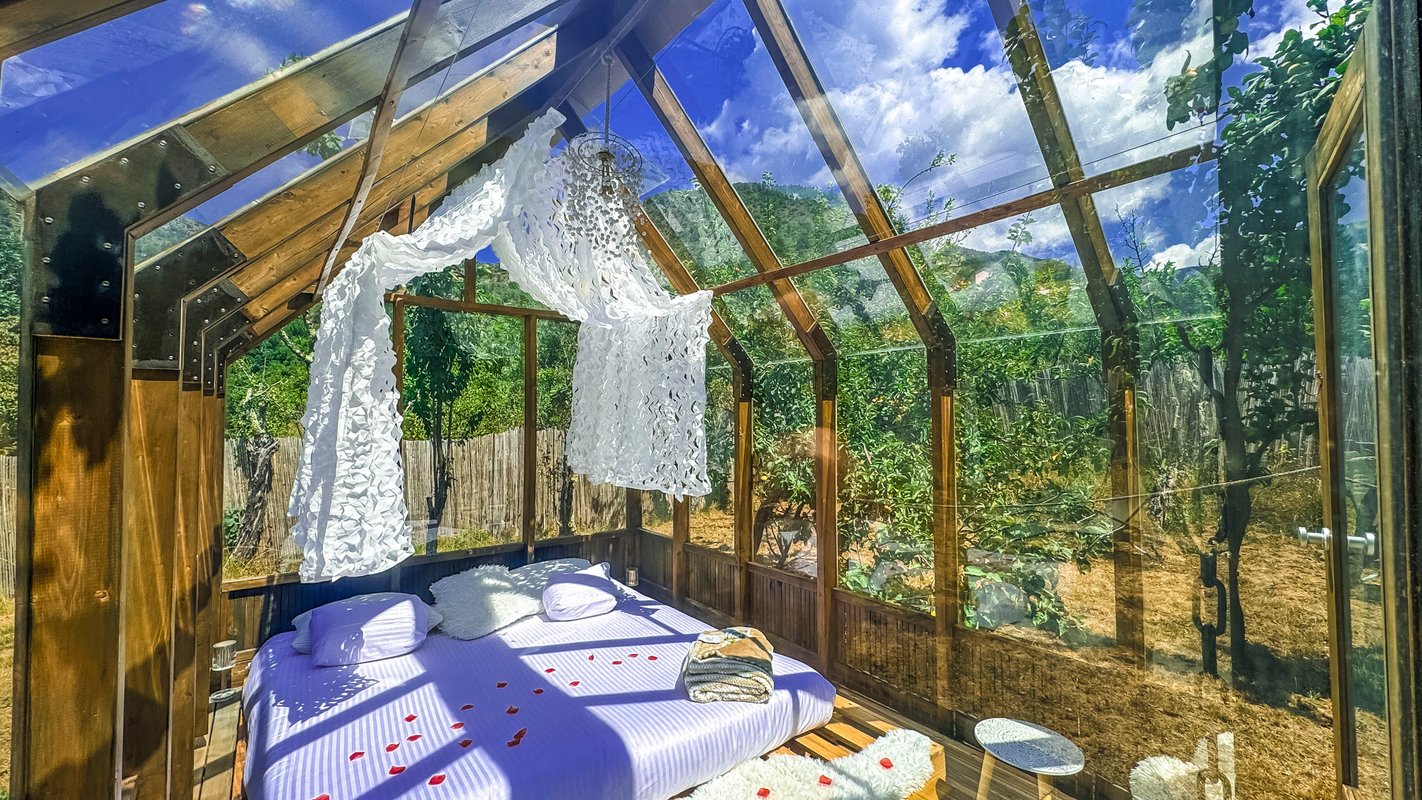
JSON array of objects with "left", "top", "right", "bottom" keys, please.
[{"left": 2, "top": 0, "right": 1330, "bottom": 270}]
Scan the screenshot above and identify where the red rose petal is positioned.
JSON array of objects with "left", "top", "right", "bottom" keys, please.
[
  {"left": 513, "top": 727, "right": 527, "bottom": 740},
  {"left": 496, "top": 682, "right": 507, "bottom": 688},
  {"left": 818, "top": 775, "right": 832, "bottom": 786},
  {"left": 628, "top": 653, "right": 639, "bottom": 658},
  {"left": 588, "top": 654, "right": 595, "bottom": 660},
  {"left": 879, "top": 758, "right": 893, "bottom": 769},
  {"left": 349, "top": 751, "right": 365, "bottom": 761},
  {"left": 404, "top": 714, "right": 417, "bottom": 722},
  {"left": 315, "top": 795, "right": 331, "bottom": 800},
  {"left": 451, "top": 722, "right": 465, "bottom": 730},
  {"left": 533, "top": 688, "right": 544, "bottom": 695},
  {"left": 647, "top": 655, "right": 658, "bottom": 661},
  {"left": 460, "top": 703, "right": 474, "bottom": 710},
  {"left": 429, "top": 774, "right": 446, "bottom": 786},
  {"left": 385, "top": 743, "right": 399, "bottom": 753},
  {"left": 757, "top": 789, "right": 771, "bottom": 798},
  {"left": 506, "top": 706, "right": 519, "bottom": 714},
  {"left": 569, "top": 681, "right": 581, "bottom": 687},
  {"left": 458, "top": 739, "right": 473, "bottom": 748},
  {"left": 545, "top": 667, "right": 556, "bottom": 673},
  {"left": 389, "top": 765, "right": 406, "bottom": 775},
  {"left": 612, "top": 660, "right": 623, "bottom": 665},
  {"left": 406, "top": 734, "right": 421, "bottom": 742},
  {"left": 506, "top": 739, "right": 521, "bottom": 748}
]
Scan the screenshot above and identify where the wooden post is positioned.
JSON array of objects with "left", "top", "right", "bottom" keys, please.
[
  {"left": 523, "top": 314, "right": 538, "bottom": 563},
  {"left": 814, "top": 359, "right": 839, "bottom": 672},
  {"left": 733, "top": 364, "right": 755, "bottom": 623},
  {"left": 672, "top": 498, "right": 690, "bottom": 604},
  {"left": 930, "top": 347, "right": 958, "bottom": 724},
  {"left": 13, "top": 335, "right": 128, "bottom": 799},
  {"left": 168, "top": 385, "right": 206, "bottom": 794},
  {"left": 122, "top": 372, "right": 181, "bottom": 799}
]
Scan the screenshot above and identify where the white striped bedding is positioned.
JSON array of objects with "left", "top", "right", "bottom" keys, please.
[{"left": 243, "top": 587, "right": 837, "bottom": 800}]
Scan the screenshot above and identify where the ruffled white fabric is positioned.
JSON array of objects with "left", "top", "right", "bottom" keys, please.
[{"left": 289, "top": 109, "right": 711, "bottom": 582}]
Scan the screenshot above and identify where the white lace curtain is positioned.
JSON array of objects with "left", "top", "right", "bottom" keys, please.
[{"left": 288, "top": 110, "right": 711, "bottom": 582}]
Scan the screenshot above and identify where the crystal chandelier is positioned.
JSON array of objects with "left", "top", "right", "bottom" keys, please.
[{"left": 566, "top": 53, "right": 644, "bottom": 198}]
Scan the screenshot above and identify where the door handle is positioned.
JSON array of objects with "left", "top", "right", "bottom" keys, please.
[{"left": 1296, "top": 527, "right": 1377, "bottom": 557}]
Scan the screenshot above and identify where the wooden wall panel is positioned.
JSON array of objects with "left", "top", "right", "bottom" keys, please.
[
  {"left": 14, "top": 336, "right": 127, "bottom": 798},
  {"left": 121, "top": 374, "right": 180, "bottom": 799},
  {"left": 168, "top": 387, "right": 207, "bottom": 794}
]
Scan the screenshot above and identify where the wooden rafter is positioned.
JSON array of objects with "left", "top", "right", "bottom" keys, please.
[
  {"left": 0, "top": 0, "right": 162, "bottom": 60},
  {"left": 615, "top": 35, "right": 835, "bottom": 363},
  {"left": 987, "top": 0, "right": 1145, "bottom": 660},
  {"left": 315, "top": 0, "right": 448, "bottom": 293},
  {"left": 742, "top": 0, "right": 958, "bottom": 719},
  {"left": 707, "top": 142, "right": 1215, "bottom": 297},
  {"left": 616, "top": 31, "right": 839, "bottom": 670}
]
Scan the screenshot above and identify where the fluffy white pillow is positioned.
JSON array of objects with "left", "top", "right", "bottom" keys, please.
[
  {"left": 430, "top": 564, "right": 544, "bottom": 640},
  {"left": 543, "top": 563, "right": 620, "bottom": 621},
  {"left": 291, "top": 593, "right": 442, "bottom": 654},
  {"left": 308, "top": 593, "right": 428, "bottom": 667}
]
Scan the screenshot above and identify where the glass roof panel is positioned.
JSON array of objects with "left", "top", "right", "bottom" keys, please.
[
  {"left": 780, "top": 0, "right": 1053, "bottom": 232},
  {"left": 0, "top": 0, "right": 409, "bottom": 183},
  {"left": 588, "top": 83, "right": 757, "bottom": 286},
  {"left": 913, "top": 204, "right": 1097, "bottom": 344},
  {"left": 792, "top": 258, "right": 921, "bottom": 353},
  {"left": 714, "top": 283, "right": 806, "bottom": 366},
  {"left": 1016, "top": 0, "right": 1218, "bottom": 172},
  {"left": 1093, "top": 159, "right": 1220, "bottom": 325},
  {"left": 654, "top": 0, "right": 867, "bottom": 265}
]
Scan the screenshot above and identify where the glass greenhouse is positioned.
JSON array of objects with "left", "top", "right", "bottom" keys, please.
[{"left": 0, "top": 0, "right": 1418, "bottom": 798}]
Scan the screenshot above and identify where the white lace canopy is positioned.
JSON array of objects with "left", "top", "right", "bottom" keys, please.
[{"left": 288, "top": 110, "right": 711, "bottom": 582}]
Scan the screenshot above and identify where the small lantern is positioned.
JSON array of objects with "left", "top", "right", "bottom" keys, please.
[
  {"left": 210, "top": 639, "right": 241, "bottom": 706},
  {"left": 625, "top": 566, "right": 640, "bottom": 588}
]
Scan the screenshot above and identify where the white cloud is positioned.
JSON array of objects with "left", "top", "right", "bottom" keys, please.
[{"left": 1151, "top": 235, "right": 1219, "bottom": 272}]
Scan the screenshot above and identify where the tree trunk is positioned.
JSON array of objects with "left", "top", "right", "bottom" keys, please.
[{"left": 233, "top": 429, "right": 278, "bottom": 563}]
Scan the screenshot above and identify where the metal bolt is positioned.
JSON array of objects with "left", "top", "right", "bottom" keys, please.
[
  {"left": 168, "top": 355, "right": 175, "bottom": 361},
  {"left": 174, "top": 183, "right": 182, "bottom": 190},
  {"left": 158, "top": 139, "right": 168, "bottom": 148},
  {"left": 119, "top": 157, "right": 129, "bottom": 165},
  {"left": 100, "top": 280, "right": 110, "bottom": 288},
  {"left": 137, "top": 201, "right": 146, "bottom": 209},
  {"left": 100, "top": 318, "right": 109, "bottom": 325},
  {"left": 41, "top": 256, "right": 50, "bottom": 264},
  {"left": 208, "top": 165, "right": 217, "bottom": 173},
  {"left": 103, "top": 242, "right": 113, "bottom": 250},
  {"left": 81, "top": 175, "right": 91, "bottom": 184},
  {"left": 40, "top": 296, "right": 49, "bottom": 304},
  {"left": 43, "top": 217, "right": 53, "bottom": 224}
]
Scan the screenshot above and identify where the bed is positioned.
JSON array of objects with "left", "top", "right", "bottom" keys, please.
[{"left": 243, "top": 586, "right": 837, "bottom": 800}]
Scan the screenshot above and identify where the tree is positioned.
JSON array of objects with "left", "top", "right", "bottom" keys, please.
[{"left": 1162, "top": 0, "right": 1370, "bottom": 685}]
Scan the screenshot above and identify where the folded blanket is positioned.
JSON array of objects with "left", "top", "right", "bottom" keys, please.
[{"left": 683, "top": 627, "right": 775, "bottom": 704}]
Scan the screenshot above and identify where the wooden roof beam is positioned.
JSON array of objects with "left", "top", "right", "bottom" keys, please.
[
  {"left": 987, "top": 0, "right": 1133, "bottom": 334},
  {"left": 224, "top": 0, "right": 657, "bottom": 331},
  {"left": 615, "top": 33, "right": 835, "bottom": 365},
  {"left": 742, "top": 0, "right": 952, "bottom": 350},
  {"left": 0, "top": 0, "right": 163, "bottom": 60},
  {"left": 315, "top": 0, "right": 448, "bottom": 293}
]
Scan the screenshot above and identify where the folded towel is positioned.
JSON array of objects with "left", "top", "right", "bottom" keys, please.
[{"left": 682, "top": 627, "right": 775, "bottom": 704}]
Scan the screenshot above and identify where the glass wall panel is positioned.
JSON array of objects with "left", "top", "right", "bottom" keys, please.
[
  {"left": 781, "top": 0, "right": 1053, "bottom": 227},
  {"left": 536, "top": 319, "right": 625, "bottom": 539},
  {"left": 0, "top": 189, "right": 12, "bottom": 792},
  {"left": 751, "top": 360, "right": 817, "bottom": 575},
  {"left": 933, "top": 207, "right": 1116, "bottom": 642},
  {"left": 795, "top": 259, "right": 932, "bottom": 610},
  {"left": 399, "top": 295, "right": 524, "bottom": 554},
  {"left": 0, "top": 0, "right": 408, "bottom": 182},
  {"left": 475, "top": 257, "right": 545, "bottom": 309},
  {"left": 642, "top": 491, "right": 675, "bottom": 537},
  {"left": 655, "top": 0, "right": 866, "bottom": 265},
  {"left": 222, "top": 307, "right": 318, "bottom": 578},
  {"left": 689, "top": 346, "right": 736, "bottom": 552}
]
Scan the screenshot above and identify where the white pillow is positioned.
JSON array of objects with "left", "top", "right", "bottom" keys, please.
[
  {"left": 430, "top": 564, "right": 544, "bottom": 640},
  {"left": 308, "top": 593, "right": 427, "bottom": 667},
  {"left": 291, "top": 593, "right": 442, "bottom": 654},
  {"left": 543, "top": 563, "right": 620, "bottom": 621}
]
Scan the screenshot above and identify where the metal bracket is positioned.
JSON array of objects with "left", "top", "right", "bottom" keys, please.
[
  {"left": 182, "top": 291, "right": 247, "bottom": 389},
  {"left": 133, "top": 228, "right": 246, "bottom": 368},
  {"left": 30, "top": 125, "right": 229, "bottom": 339}
]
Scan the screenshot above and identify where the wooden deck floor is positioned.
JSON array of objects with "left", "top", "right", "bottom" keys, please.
[{"left": 196, "top": 690, "right": 1064, "bottom": 800}]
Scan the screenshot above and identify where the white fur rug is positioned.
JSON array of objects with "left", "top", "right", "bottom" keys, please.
[{"left": 688, "top": 728, "right": 934, "bottom": 800}]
